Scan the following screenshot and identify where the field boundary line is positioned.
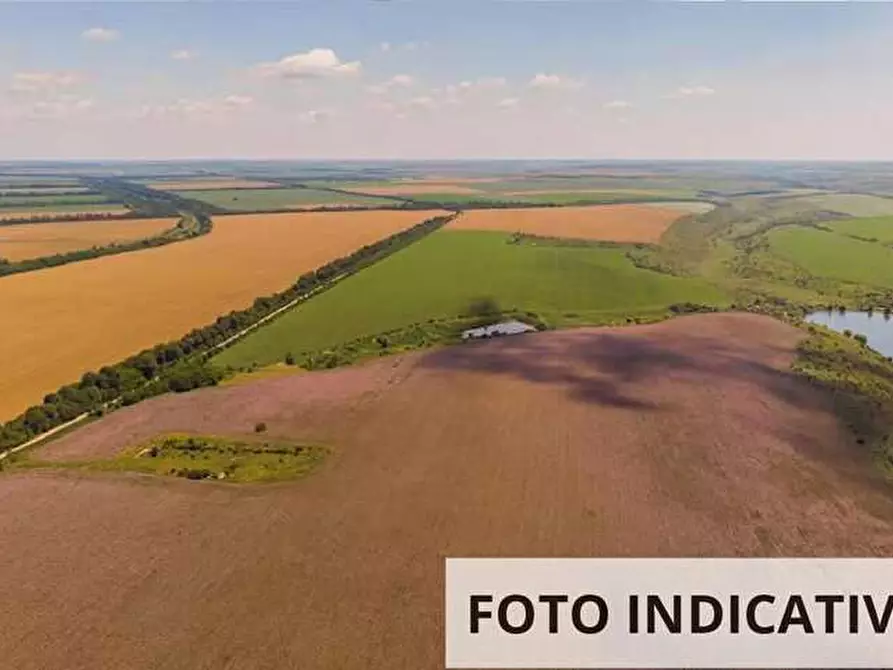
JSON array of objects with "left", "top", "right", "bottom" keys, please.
[
  {"left": 0, "top": 412, "right": 89, "bottom": 462},
  {"left": 208, "top": 274, "right": 349, "bottom": 355}
]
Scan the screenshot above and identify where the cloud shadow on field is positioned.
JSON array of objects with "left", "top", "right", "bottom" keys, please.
[{"left": 418, "top": 318, "right": 831, "bottom": 415}]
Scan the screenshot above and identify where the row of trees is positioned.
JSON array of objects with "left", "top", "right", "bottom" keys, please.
[
  {"left": 0, "top": 210, "right": 139, "bottom": 227},
  {"left": 0, "top": 212, "right": 456, "bottom": 452},
  {"left": 0, "top": 214, "right": 210, "bottom": 278}
]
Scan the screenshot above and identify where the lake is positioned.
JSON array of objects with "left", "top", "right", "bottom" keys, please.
[{"left": 805, "top": 310, "right": 893, "bottom": 357}]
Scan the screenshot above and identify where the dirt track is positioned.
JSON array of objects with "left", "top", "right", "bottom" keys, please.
[{"left": 3, "top": 313, "right": 893, "bottom": 670}]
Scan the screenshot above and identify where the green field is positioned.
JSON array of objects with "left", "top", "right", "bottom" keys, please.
[
  {"left": 797, "top": 193, "right": 893, "bottom": 217},
  {"left": 825, "top": 216, "right": 893, "bottom": 243},
  {"left": 0, "top": 193, "right": 113, "bottom": 209},
  {"left": 768, "top": 226, "right": 893, "bottom": 288},
  {"left": 179, "top": 187, "right": 394, "bottom": 211},
  {"left": 19, "top": 434, "right": 328, "bottom": 483},
  {"left": 216, "top": 229, "right": 727, "bottom": 368}
]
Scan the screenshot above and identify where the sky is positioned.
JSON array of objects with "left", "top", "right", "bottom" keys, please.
[{"left": 1, "top": 1, "right": 892, "bottom": 161}]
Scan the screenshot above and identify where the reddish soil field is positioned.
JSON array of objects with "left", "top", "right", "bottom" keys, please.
[
  {"left": 3, "top": 313, "right": 893, "bottom": 670},
  {"left": 449, "top": 204, "right": 685, "bottom": 242}
]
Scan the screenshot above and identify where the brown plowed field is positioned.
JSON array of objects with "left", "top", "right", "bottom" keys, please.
[
  {"left": 0, "top": 217, "right": 174, "bottom": 261},
  {"left": 0, "top": 210, "right": 444, "bottom": 421},
  {"left": 4, "top": 313, "right": 893, "bottom": 670},
  {"left": 449, "top": 204, "right": 685, "bottom": 242}
]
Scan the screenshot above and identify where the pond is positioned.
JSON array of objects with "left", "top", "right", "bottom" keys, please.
[{"left": 805, "top": 310, "right": 893, "bottom": 357}]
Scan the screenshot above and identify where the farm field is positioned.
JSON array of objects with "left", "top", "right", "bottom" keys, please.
[
  {"left": 0, "top": 217, "right": 175, "bottom": 261},
  {"left": 796, "top": 193, "right": 893, "bottom": 217},
  {"left": 767, "top": 226, "right": 893, "bottom": 288},
  {"left": 0, "top": 193, "right": 112, "bottom": 208},
  {"left": 179, "top": 187, "right": 394, "bottom": 211},
  {"left": 215, "top": 229, "right": 726, "bottom": 368},
  {"left": 0, "top": 186, "right": 90, "bottom": 195},
  {"left": 145, "top": 179, "right": 282, "bottom": 191},
  {"left": 0, "top": 205, "right": 130, "bottom": 220},
  {"left": 0, "top": 209, "right": 444, "bottom": 421},
  {"left": 5, "top": 314, "right": 893, "bottom": 669},
  {"left": 825, "top": 215, "right": 893, "bottom": 242},
  {"left": 447, "top": 204, "right": 687, "bottom": 242}
]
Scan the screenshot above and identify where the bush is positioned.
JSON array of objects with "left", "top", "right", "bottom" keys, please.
[
  {"left": 284, "top": 352, "right": 296, "bottom": 366},
  {"left": 854, "top": 333, "right": 868, "bottom": 345},
  {"left": 254, "top": 422, "right": 267, "bottom": 433}
]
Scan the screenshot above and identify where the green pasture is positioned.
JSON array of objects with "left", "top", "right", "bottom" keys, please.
[
  {"left": 768, "top": 226, "right": 893, "bottom": 289},
  {"left": 216, "top": 229, "right": 727, "bottom": 368},
  {"left": 178, "top": 187, "right": 394, "bottom": 211},
  {"left": 824, "top": 216, "right": 893, "bottom": 243},
  {"left": 0, "top": 193, "right": 113, "bottom": 208},
  {"left": 796, "top": 193, "right": 893, "bottom": 217}
]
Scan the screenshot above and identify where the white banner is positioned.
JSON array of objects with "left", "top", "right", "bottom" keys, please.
[{"left": 445, "top": 558, "right": 893, "bottom": 668}]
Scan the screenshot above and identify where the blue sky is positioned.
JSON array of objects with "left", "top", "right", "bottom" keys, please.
[{"left": 1, "top": 1, "right": 892, "bottom": 160}]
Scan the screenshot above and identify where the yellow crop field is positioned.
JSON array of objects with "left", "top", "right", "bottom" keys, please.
[
  {"left": 448, "top": 204, "right": 685, "bottom": 243},
  {"left": 0, "top": 217, "right": 175, "bottom": 261},
  {"left": 0, "top": 210, "right": 445, "bottom": 421}
]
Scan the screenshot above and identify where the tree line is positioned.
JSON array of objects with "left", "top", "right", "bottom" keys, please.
[
  {"left": 0, "top": 214, "right": 211, "bottom": 278},
  {"left": 0, "top": 210, "right": 139, "bottom": 227},
  {"left": 0, "top": 213, "right": 456, "bottom": 453}
]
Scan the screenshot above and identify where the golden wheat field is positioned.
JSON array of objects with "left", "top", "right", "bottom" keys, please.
[
  {"left": 0, "top": 210, "right": 445, "bottom": 421},
  {"left": 448, "top": 204, "right": 686, "bottom": 243},
  {"left": 0, "top": 217, "right": 175, "bottom": 261}
]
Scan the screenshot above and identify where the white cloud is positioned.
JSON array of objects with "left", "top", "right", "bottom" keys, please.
[
  {"left": 670, "top": 85, "right": 715, "bottom": 98},
  {"left": 81, "top": 27, "right": 120, "bottom": 43},
  {"left": 170, "top": 49, "right": 197, "bottom": 61},
  {"left": 10, "top": 71, "right": 82, "bottom": 93},
  {"left": 255, "top": 48, "right": 361, "bottom": 80},
  {"left": 604, "top": 100, "right": 633, "bottom": 110},
  {"left": 367, "top": 73, "right": 415, "bottom": 95},
  {"left": 223, "top": 95, "right": 253, "bottom": 107},
  {"left": 299, "top": 109, "right": 331, "bottom": 124},
  {"left": 389, "top": 74, "right": 414, "bottom": 87},
  {"left": 136, "top": 95, "right": 253, "bottom": 119},
  {"left": 408, "top": 96, "right": 436, "bottom": 110},
  {"left": 19, "top": 96, "right": 94, "bottom": 121},
  {"left": 498, "top": 97, "right": 520, "bottom": 109},
  {"left": 379, "top": 42, "right": 391, "bottom": 53},
  {"left": 529, "top": 73, "right": 583, "bottom": 90}
]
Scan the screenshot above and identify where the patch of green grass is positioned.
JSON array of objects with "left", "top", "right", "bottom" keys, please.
[
  {"left": 797, "top": 194, "right": 893, "bottom": 217},
  {"left": 18, "top": 434, "right": 327, "bottom": 483},
  {"left": 0, "top": 193, "right": 113, "bottom": 208},
  {"left": 793, "top": 325, "right": 893, "bottom": 475},
  {"left": 215, "top": 230, "right": 728, "bottom": 368},
  {"left": 178, "top": 187, "right": 393, "bottom": 211},
  {"left": 768, "top": 227, "right": 893, "bottom": 289},
  {"left": 825, "top": 216, "right": 893, "bottom": 243}
]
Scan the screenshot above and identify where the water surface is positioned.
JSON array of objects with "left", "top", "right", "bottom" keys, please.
[{"left": 806, "top": 310, "right": 893, "bottom": 357}]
